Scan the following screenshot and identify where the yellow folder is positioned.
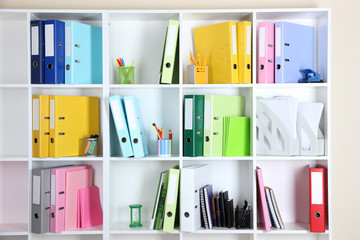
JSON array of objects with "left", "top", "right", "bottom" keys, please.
[
  {"left": 49, "top": 96, "right": 99, "bottom": 158},
  {"left": 194, "top": 21, "right": 239, "bottom": 84},
  {"left": 32, "top": 95, "right": 50, "bottom": 158},
  {"left": 237, "top": 21, "right": 252, "bottom": 84}
]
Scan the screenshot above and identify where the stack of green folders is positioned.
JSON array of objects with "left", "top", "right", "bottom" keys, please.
[
  {"left": 183, "top": 95, "right": 250, "bottom": 157},
  {"left": 149, "top": 167, "right": 180, "bottom": 232}
]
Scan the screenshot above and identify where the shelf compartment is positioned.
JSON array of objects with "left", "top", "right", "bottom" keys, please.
[
  {"left": 181, "top": 11, "right": 253, "bottom": 85},
  {"left": 183, "top": 156, "right": 253, "bottom": 161},
  {"left": 31, "top": 87, "right": 104, "bottom": 157},
  {"left": 192, "top": 227, "right": 254, "bottom": 234},
  {"left": 108, "top": 12, "right": 180, "bottom": 85},
  {"left": 0, "top": 12, "right": 28, "bottom": 84},
  {"left": 255, "top": 87, "right": 329, "bottom": 157},
  {"left": 0, "top": 89, "right": 29, "bottom": 158},
  {"left": 0, "top": 162, "right": 28, "bottom": 231},
  {"left": 110, "top": 155, "right": 180, "bottom": 161},
  {"left": 256, "top": 160, "right": 329, "bottom": 233},
  {"left": 40, "top": 225, "right": 103, "bottom": 235},
  {"left": 255, "top": 10, "right": 329, "bottom": 84},
  {"left": 111, "top": 222, "right": 180, "bottom": 234},
  {"left": 109, "top": 88, "right": 179, "bottom": 157},
  {"left": 110, "top": 160, "right": 179, "bottom": 229}
]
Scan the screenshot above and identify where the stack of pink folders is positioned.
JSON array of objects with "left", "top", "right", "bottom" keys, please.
[
  {"left": 256, "top": 167, "right": 271, "bottom": 232},
  {"left": 50, "top": 165, "right": 92, "bottom": 233},
  {"left": 78, "top": 186, "right": 103, "bottom": 228}
]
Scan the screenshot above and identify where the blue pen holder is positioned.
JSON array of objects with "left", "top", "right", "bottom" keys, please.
[{"left": 157, "top": 139, "right": 172, "bottom": 156}]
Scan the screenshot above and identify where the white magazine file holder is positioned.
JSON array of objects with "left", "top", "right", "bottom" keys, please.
[
  {"left": 256, "top": 100, "right": 299, "bottom": 156},
  {"left": 297, "top": 112, "right": 325, "bottom": 156}
]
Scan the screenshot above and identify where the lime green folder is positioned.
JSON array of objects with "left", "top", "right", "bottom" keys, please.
[
  {"left": 203, "top": 95, "right": 245, "bottom": 157},
  {"left": 223, "top": 117, "right": 250, "bottom": 156},
  {"left": 159, "top": 20, "right": 179, "bottom": 84},
  {"left": 163, "top": 168, "right": 180, "bottom": 232}
]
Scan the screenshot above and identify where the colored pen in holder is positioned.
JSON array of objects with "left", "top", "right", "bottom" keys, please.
[
  {"left": 83, "top": 137, "right": 98, "bottom": 157},
  {"left": 187, "top": 65, "right": 208, "bottom": 84},
  {"left": 119, "top": 66, "right": 135, "bottom": 84}
]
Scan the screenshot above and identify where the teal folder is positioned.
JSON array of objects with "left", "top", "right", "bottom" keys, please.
[
  {"left": 65, "top": 22, "right": 102, "bottom": 84},
  {"left": 183, "top": 95, "right": 204, "bottom": 157}
]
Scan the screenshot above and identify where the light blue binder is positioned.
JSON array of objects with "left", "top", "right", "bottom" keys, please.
[
  {"left": 275, "top": 22, "right": 314, "bottom": 83},
  {"left": 65, "top": 22, "right": 102, "bottom": 84},
  {"left": 109, "top": 95, "right": 134, "bottom": 157},
  {"left": 123, "top": 96, "right": 149, "bottom": 158}
]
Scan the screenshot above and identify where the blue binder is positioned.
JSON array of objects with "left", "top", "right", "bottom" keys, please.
[
  {"left": 123, "top": 96, "right": 149, "bottom": 158},
  {"left": 31, "top": 20, "right": 45, "bottom": 84},
  {"left": 65, "top": 22, "right": 102, "bottom": 84},
  {"left": 109, "top": 95, "right": 134, "bottom": 158},
  {"left": 275, "top": 22, "right": 314, "bottom": 83},
  {"left": 44, "top": 20, "right": 65, "bottom": 84}
]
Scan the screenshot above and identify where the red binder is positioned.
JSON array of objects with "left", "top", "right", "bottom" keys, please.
[{"left": 309, "top": 166, "right": 326, "bottom": 232}]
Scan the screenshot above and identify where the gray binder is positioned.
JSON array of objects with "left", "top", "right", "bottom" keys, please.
[{"left": 32, "top": 168, "right": 51, "bottom": 233}]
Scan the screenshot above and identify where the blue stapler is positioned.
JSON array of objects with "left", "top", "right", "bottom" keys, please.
[{"left": 298, "top": 69, "right": 324, "bottom": 83}]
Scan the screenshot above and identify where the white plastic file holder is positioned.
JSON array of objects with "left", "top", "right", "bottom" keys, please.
[
  {"left": 256, "top": 100, "right": 299, "bottom": 156},
  {"left": 297, "top": 113, "right": 325, "bottom": 156}
]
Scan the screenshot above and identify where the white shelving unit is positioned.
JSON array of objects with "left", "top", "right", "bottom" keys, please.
[{"left": 0, "top": 8, "right": 331, "bottom": 240}]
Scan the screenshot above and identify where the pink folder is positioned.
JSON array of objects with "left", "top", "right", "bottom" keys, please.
[
  {"left": 50, "top": 165, "right": 91, "bottom": 233},
  {"left": 64, "top": 168, "right": 93, "bottom": 231},
  {"left": 257, "top": 22, "right": 275, "bottom": 84},
  {"left": 78, "top": 186, "right": 103, "bottom": 229},
  {"left": 256, "top": 167, "right": 271, "bottom": 232}
]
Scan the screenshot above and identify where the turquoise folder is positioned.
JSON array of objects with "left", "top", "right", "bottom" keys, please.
[{"left": 65, "top": 22, "right": 102, "bottom": 84}]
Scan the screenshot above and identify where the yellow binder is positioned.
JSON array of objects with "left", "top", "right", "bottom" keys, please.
[
  {"left": 194, "top": 21, "right": 239, "bottom": 84},
  {"left": 32, "top": 95, "right": 50, "bottom": 158},
  {"left": 237, "top": 21, "right": 252, "bottom": 84},
  {"left": 49, "top": 96, "right": 99, "bottom": 158}
]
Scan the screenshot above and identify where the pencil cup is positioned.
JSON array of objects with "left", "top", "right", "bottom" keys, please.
[
  {"left": 187, "top": 65, "right": 208, "bottom": 84},
  {"left": 157, "top": 139, "right": 172, "bottom": 156},
  {"left": 118, "top": 66, "right": 135, "bottom": 84},
  {"left": 83, "top": 138, "right": 98, "bottom": 157}
]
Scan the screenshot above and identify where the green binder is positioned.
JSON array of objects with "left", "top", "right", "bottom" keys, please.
[
  {"left": 163, "top": 168, "right": 180, "bottom": 232},
  {"left": 203, "top": 95, "right": 245, "bottom": 157},
  {"left": 223, "top": 117, "right": 250, "bottom": 156},
  {"left": 159, "top": 20, "right": 179, "bottom": 84},
  {"left": 183, "top": 95, "right": 204, "bottom": 157}
]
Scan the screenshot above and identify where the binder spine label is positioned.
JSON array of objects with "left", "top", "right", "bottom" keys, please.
[
  {"left": 247, "top": 25, "right": 251, "bottom": 55},
  {"left": 50, "top": 100, "right": 55, "bottom": 129},
  {"left": 33, "top": 99, "right": 39, "bottom": 130},
  {"left": 311, "top": 172, "right": 323, "bottom": 204},
  {"left": 259, "top": 27, "right": 265, "bottom": 57},
  {"left": 204, "top": 100, "right": 211, "bottom": 130},
  {"left": 65, "top": 26, "right": 71, "bottom": 57},
  {"left": 124, "top": 99, "right": 136, "bottom": 130},
  {"left": 276, "top": 27, "right": 281, "bottom": 57},
  {"left": 31, "top": 26, "right": 39, "bottom": 55},
  {"left": 184, "top": 99, "right": 193, "bottom": 130},
  {"left": 45, "top": 24, "right": 54, "bottom": 57},
  {"left": 232, "top": 25, "right": 237, "bottom": 55},
  {"left": 110, "top": 100, "right": 124, "bottom": 130},
  {"left": 33, "top": 175, "right": 41, "bottom": 204},
  {"left": 166, "top": 25, "right": 177, "bottom": 56},
  {"left": 167, "top": 173, "right": 177, "bottom": 204},
  {"left": 51, "top": 175, "right": 56, "bottom": 205}
]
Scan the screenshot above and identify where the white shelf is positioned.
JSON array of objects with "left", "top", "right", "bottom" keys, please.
[
  {"left": 31, "top": 84, "right": 103, "bottom": 89},
  {"left": 257, "top": 222, "right": 329, "bottom": 234},
  {"left": 40, "top": 226, "right": 103, "bottom": 235},
  {"left": 110, "top": 155, "right": 180, "bottom": 161},
  {"left": 256, "top": 156, "right": 328, "bottom": 161},
  {"left": 182, "top": 84, "right": 254, "bottom": 89},
  {"left": 110, "top": 84, "right": 179, "bottom": 89},
  {"left": 110, "top": 222, "right": 180, "bottom": 234},
  {"left": 0, "top": 84, "right": 29, "bottom": 88},
  {"left": 183, "top": 156, "right": 253, "bottom": 161},
  {"left": 31, "top": 157, "right": 104, "bottom": 161},
  {"left": 0, "top": 223, "right": 28, "bottom": 235},
  {"left": 194, "top": 227, "right": 254, "bottom": 234}
]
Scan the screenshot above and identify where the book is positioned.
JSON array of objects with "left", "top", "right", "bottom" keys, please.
[
  {"left": 200, "top": 186, "right": 209, "bottom": 229},
  {"left": 266, "top": 187, "right": 285, "bottom": 229},
  {"left": 150, "top": 171, "right": 165, "bottom": 229}
]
